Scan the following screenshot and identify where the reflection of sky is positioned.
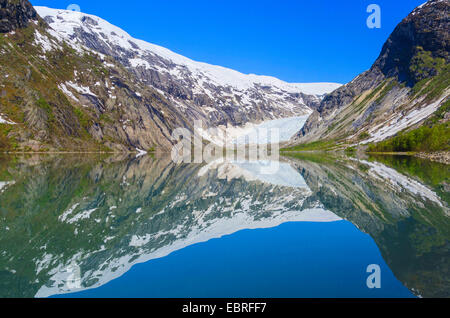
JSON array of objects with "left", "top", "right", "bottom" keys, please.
[{"left": 55, "top": 221, "right": 414, "bottom": 298}]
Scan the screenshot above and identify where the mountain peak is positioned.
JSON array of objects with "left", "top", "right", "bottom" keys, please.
[
  {"left": 373, "top": 0, "right": 449, "bottom": 84},
  {"left": 294, "top": 0, "right": 449, "bottom": 146},
  {"left": 0, "top": 0, "right": 38, "bottom": 33},
  {"left": 34, "top": 5, "right": 342, "bottom": 134}
]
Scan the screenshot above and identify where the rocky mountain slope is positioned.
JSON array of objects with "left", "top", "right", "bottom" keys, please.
[
  {"left": 0, "top": 0, "right": 340, "bottom": 152},
  {"left": 35, "top": 6, "right": 340, "bottom": 130},
  {"left": 291, "top": 0, "right": 449, "bottom": 148},
  {"left": 0, "top": 0, "right": 37, "bottom": 33},
  {"left": 0, "top": 0, "right": 196, "bottom": 152}
]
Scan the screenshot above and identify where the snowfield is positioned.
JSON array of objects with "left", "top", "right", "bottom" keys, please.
[
  {"left": 34, "top": 6, "right": 341, "bottom": 96},
  {"left": 361, "top": 93, "right": 449, "bottom": 144}
]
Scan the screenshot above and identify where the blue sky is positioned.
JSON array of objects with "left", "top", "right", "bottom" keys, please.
[{"left": 30, "top": 0, "right": 425, "bottom": 84}]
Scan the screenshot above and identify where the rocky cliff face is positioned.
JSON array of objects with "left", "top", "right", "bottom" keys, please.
[
  {"left": 374, "top": 0, "right": 449, "bottom": 84},
  {"left": 0, "top": 0, "right": 196, "bottom": 152},
  {"left": 294, "top": 0, "right": 449, "bottom": 145},
  {"left": 0, "top": 0, "right": 37, "bottom": 33}
]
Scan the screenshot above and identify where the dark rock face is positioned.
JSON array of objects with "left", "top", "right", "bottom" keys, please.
[
  {"left": 299, "top": 0, "right": 450, "bottom": 139},
  {"left": 374, "top": 0, "right": 449, "bottom": 84},
  {"left": 0, "top": 0, "right": 37, "bottom": 33}
]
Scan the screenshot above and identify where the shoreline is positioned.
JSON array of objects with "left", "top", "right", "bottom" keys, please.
[{"left": 0, "top": 150, "right": 450, "bottom": 165}]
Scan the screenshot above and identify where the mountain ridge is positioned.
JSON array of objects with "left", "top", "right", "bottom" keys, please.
[
  {"left": 0, "top": 0, "right": 341, "bottom": 153},
  {"left": 290, "top": 0, "right": 449, "bottom": 150},
  {"left": 35, "top": 6, "right": 341, "bottom": 130},
  {"left": 0, "top": 1, "right": 193, "bottom": 152}
]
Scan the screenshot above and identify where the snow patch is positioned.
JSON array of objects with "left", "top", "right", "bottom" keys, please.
[
  {"left": 136, "top": 148, "right": 147, "bottom": 158},
  {"left": 361, "top": 94, "right": 448, "bottom": 144},
  {"left": 65, "top": 208, "right": 98, "bottom": 224},
  {"left": 34, "top": 6, "right": 342, "bottom": 98},
  {"left": 0, "top": 114, "right": 15, "bottom": 125}
]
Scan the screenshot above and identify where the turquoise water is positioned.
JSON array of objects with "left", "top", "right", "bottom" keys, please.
[{"left": 0, "top": 154, "right": 448, "bottom": 298}]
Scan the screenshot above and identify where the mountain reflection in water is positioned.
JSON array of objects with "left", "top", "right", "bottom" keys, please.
[{"left": 0, "top": 154, "right": 448, "bottom": 298}]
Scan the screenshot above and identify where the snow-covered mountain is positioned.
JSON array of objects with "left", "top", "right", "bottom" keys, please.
[
  {"left": 0, "top": 1, "right": 341, "bottom": 152},
  {"left": 35, "top": 6, "right": 341, "bottom": 128}
]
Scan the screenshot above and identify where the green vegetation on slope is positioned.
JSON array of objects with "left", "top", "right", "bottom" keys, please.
[
  {"left": 367, "top": 97, "right": 450, "bottom": 153},
  {"left": 367, "top": 122, "right": 449, "bottom": 153},
  {"left": 281, "top": 140, "right": 336, "bottom": 152},
  {"left": 410, "top": 46, "right": 447, "bottom": 84},
  {"left": 411, "top": 53, "right": 450, "bottom": 103}
]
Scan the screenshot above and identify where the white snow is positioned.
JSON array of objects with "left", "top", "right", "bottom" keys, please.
[
  {"left": 0, "top": 181, "right": 15, "bottom": 193},
  {"left": 65, "top": 81, "right": 97, "bottom": 97},
  {"left": 361, "top": 94, "right": 449, "bottom": 144},
  {"left": 129, "top": 58, "right": 151, "bottom": 69},
  {"left": 58, "top": 83, "right": 79, "bottom": 102},
  {"left": 129, "top": 234, "right": 152, "bottom": 247},
  {"left": 65, "top": 208, "right": 98, "bottom": 224},
  {"left": 135, "top": 148, "right": 147, "bottom": 158},
  {"left": 59, "top": 203, "right": 80, "bottom": 222},
  {"left": 33, "top": 30, "right": 56, "bottom": 53},
  {"left": 34, "top": 6, "right": 341, "bottom": 97},
  {"left": 0, "top": 114, "right": 15, "bottom": 125},
  {"left": 233, "top": 116, "right": 309, "bottom": 145}
]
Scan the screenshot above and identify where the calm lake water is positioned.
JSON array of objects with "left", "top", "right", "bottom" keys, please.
[{"left": 0, "top": 153, "right": 448, "bottom": 298}]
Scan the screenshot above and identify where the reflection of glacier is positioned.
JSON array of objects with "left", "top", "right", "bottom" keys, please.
[
  {"left": 199, "top": 159, "right": 308, "bottom": 188},
  {"left": 1, "top": 154, "right": 447, "bottom": 298},
  {"left": 30, "top": 158, "right": 339, "bottom": 297},
  {"left": 232, "top": 116, "right": 310, "bottom": 145}
]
